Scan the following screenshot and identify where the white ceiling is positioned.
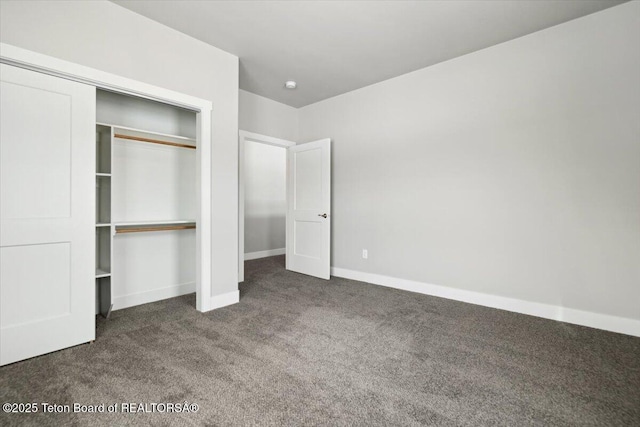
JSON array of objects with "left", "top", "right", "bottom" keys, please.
[{"left": 112, "top": 0, "right": 627, "bottom": 108}]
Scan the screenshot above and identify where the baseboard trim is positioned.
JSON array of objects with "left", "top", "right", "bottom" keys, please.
[
  {"left": 245, "top": 248, "right": 286, "bottom": 261},
  {"left": 209, "top": 290, "right": 240, "bottom": 310},
  {"left": 330, "top": 267, "right": 640, "bottom": 337},
  {"left": 113, "top": 282, "right": 195, "bottom": 311}
]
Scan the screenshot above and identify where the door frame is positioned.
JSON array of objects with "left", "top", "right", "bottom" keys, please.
[
  {"left": 0, "top": 43, "right": 216, "bottom": 312},
  {"left": 238, "top": 130, "right": 296, "bottom": 282}
]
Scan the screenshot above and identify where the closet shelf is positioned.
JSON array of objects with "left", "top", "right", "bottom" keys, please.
[
  {"left": 96, "top": 268, "right": 111, "bottom": 278},
  {"left": 114, "top": 133, "right": 196, "bottom": 150},
  {"left": 114, "top": 220, "right": 196, "bottom": 234},
  {"left": 96, "top": 223, "right": 111, "bottom": 227},
  {"left": 99, "top": 122, "right": 196, "bottom": 149},
  {"left": 97, "top": 122, "right": 196, "bottom": 142},
  {"left": 115, "top": 220, "right": 195, "bottom": 227},
  {"left": 96, "top": 173, "right": 111, "bottom": 177},
  {"left": 116, "top": 225, "right": 196, "bottom": 234}
]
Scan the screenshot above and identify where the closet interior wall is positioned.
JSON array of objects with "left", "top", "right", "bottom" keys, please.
[{"left": 95, "top": 90, "right": 197, "bottom": 314}]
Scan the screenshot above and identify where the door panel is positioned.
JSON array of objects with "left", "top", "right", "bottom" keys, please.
[
  {"left": 294, "top": 148, "right": 323, "bottom": 211},
  {"left": 0, "top": 64, "right": 95, "bottom": 365},
  {"left": 1, "top": 243, "right": 71, "bottom": 327},
  {"left": 286, "top": 139, "right": 331, "bottom": 280},
  {"left": 294, "top": 221, "right": 323, "bottom": 259}
]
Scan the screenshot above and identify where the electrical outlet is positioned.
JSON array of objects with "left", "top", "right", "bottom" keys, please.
[{"left": 362, "top": 249, "right": 368, "bottom": 259}]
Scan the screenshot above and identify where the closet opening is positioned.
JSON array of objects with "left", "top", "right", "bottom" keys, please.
[
  {"left": 95, "top": 89, "right": 199, "bottom": 317},
  {"left": 1, "top": 44, "right": 215, "bottom": 364}
]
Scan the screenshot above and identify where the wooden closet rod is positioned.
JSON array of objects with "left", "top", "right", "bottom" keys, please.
[
  {"left": 114, "top": 133, "right": 196, "bottom": 149},
  {"left": 116, "top": 225, "right": 196, "bottom": 234}
]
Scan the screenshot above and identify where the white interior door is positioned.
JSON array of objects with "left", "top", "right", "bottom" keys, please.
[
  {"left": 0, "top": 64, "right": 95, "bottom": 365},
  {"left": 286, "top": 139, "right": 331, "bottom": 279}
]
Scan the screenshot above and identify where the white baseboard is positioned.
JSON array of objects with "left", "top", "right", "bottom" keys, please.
[
  {"left": 330, "top": 267, "right": 640, "bottom": 337},
  {"left": 112, "top": 284, "right": 239, "bottom": 313},
  {"left": 209, "top": 290, "right": 240, "bottom": 310},
  {"left": 113, "top": 282, "right": 195, "bottom": 311},
  {"left": 245, "top": 248, "right": 285, "bottom": 261}
]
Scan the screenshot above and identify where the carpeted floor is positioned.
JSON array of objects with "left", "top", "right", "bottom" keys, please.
[{"left": 1, "top": 255, "right": 639, "bottom": 426}]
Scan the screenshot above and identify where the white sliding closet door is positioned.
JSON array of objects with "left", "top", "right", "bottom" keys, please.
[{"left": 0, "top": 64, "right": 95, "bottom": 365}]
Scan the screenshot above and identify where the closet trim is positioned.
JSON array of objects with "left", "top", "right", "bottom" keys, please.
[{"left": 1, "top": 43, "right": 215, "bottom": 313}]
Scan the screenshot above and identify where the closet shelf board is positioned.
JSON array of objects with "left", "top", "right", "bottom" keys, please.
[{"left": 96, "top": 269, "right": 111, "bottom": 278}]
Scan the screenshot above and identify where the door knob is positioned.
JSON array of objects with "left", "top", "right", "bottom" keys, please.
[{"left": 318, "top": 213, "right": 327, "bottom": 218}]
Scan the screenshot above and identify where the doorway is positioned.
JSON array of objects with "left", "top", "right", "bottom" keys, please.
[
  {"left": 239, "top": 131, "right": 332, "bottom": 283},
  {"left": 238, "top": 131, "right": 295, "bottom": 282}
]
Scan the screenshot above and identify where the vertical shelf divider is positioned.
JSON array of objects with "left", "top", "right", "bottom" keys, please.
[{"left": 95, "top": 124, "right": 113, "bottom": 319}]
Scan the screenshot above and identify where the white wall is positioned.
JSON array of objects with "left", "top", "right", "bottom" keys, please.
[
  {"left": 239, "top": 89, "right": 298, "bottom": 141},
  {"left": 97, "top": 90, "right": 197, "bottom": 139},
  {"left": 0, "top": 0, "right": 239, "bottom": 297},
  {"left": 244, "top": 141, "right": 287, "bottom": 255},
  {"left": 299, "top": 3, "right": 640, "bottom": 323}
]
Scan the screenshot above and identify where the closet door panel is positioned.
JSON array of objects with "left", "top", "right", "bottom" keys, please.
[
  {"left": 1, "top": 243, "right": 71, "bottom": 327},
  {"left": 0, "top": 80, "right": 71, "bottom": 220},
  {"left": 0, "top": 64, "right": 95, "bottom": 366}
]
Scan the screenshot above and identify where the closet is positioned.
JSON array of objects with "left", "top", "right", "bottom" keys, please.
[
  {"left": 1, "top": 53, "right": 211, "bottom": 365},
  {"left": 94, "top": 90, "right": 197, "bottom": 317}
]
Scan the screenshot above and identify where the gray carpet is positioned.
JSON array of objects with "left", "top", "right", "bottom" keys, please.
[{"left": 1, "top": 255, "right": 639, "bottom": 426}]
